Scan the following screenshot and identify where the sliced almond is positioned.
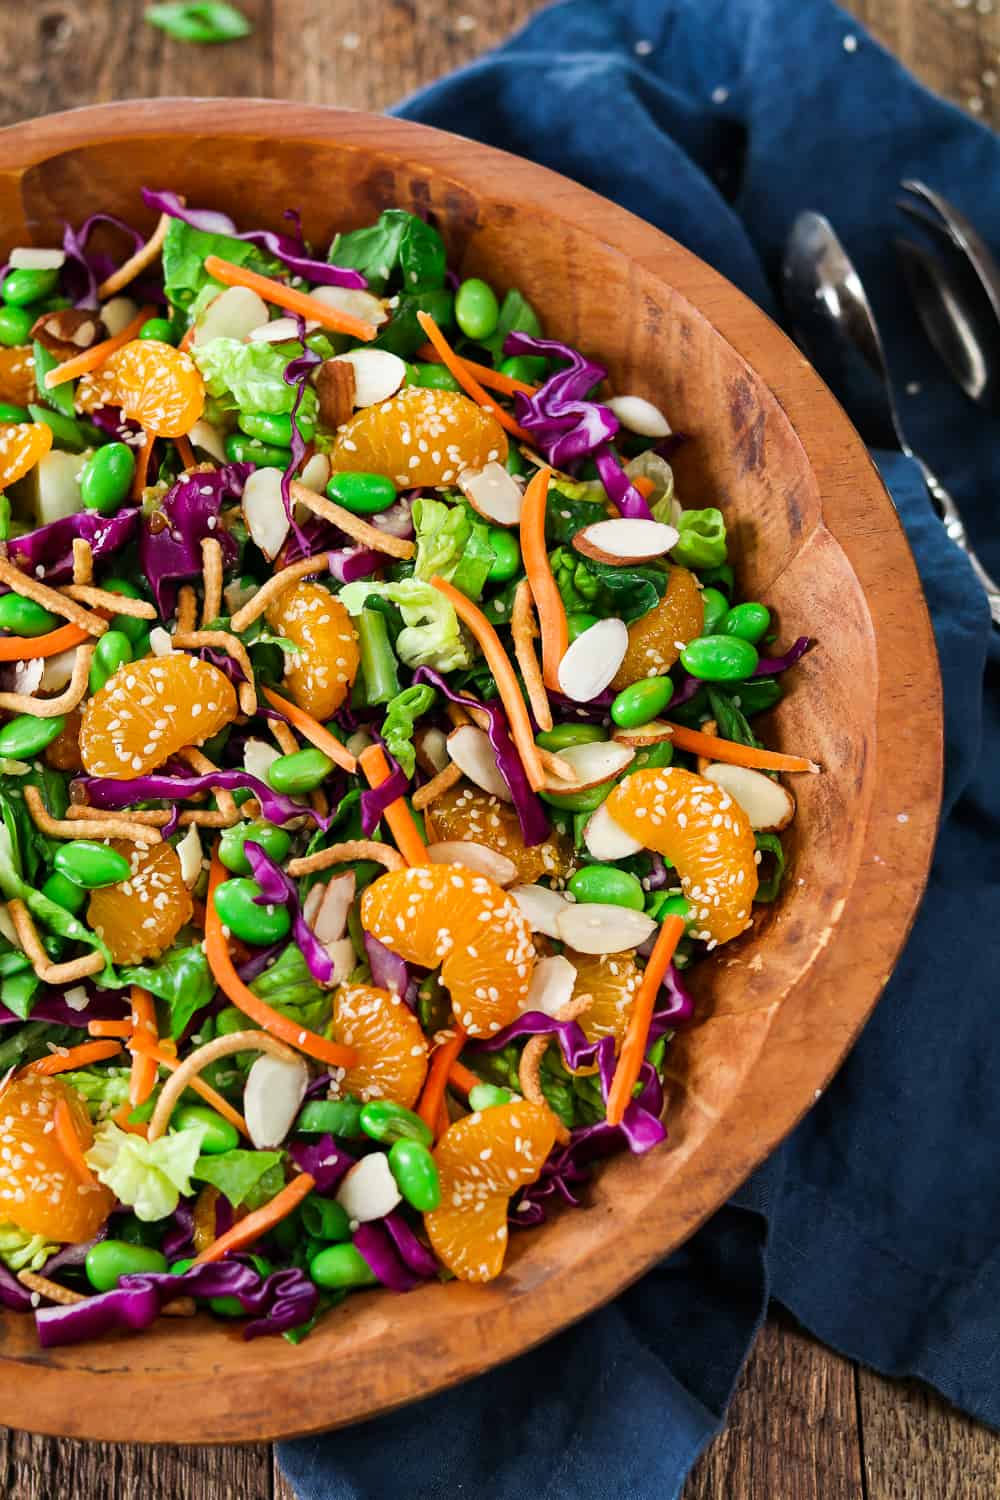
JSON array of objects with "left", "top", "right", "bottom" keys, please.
[
  {"left": 428, "top": 840, "right": 518, "bottom": 886},
  {"left": 299, "top": 452, "right": 331, "bottom": 493},
  {"left": 510, "top": 883, "right": 571, "bottom": 939},
  {"left": 573, "top": 518, "right": 678, "bottom": 565},
  {"left": 9, "top": 247, "right": 65, "bottom": 271},
  {"left": 613, "top": 720, "right": 675, "bottom": 748},
  {"left": 242, "top": 466, "right": 291, "bottom": 561},
  {"left": 523, "top": 954, "right": 577, "bottom": 1016},
  {"left": 458, "top": 462, "right": 524, "bottom": 526},
  {"left": 556, "top": 618, "right": 628, "bottom": 703},
  {"left": 543, "top": 739, "right": 634, "bottom": 793},
  {"left": 195, "top": 285, "right": 270, "bottom": 345},
  {"left": 316, "top": 359, "right": 357, "bottom": 430},
  {"left": 415, "top": 726, "right": 449, "bottom": 776},
  {"left": 39, "top": 646, "right": 79, "bottom": 694},
  {"left": 244, "top": 1052, "right": 310, "bottom": 1149},
  {"left": 336, "top": 1154, "right": 402, "bottom": 1223},
  {"left": 702, "top": 763, "right": 796, "bottom": 831},
  {"left": 324, "top": 936, "right": 356, "bottom": 986},
  {"left": 11, "top": 658, "right": 43, "bottom": 697},
  {"left": 187, "top": 419, "right": 227, "bottom": 463},
  {"left": 446, "top": 725, "right": 511, "bottom": 802},
  {"left": 97, "top": 296, "right": 138, "bottom": 337},
  {"left": 310, "top": 285, "right": 388, "bottom": 328},
  {"left": 307, "top": 871, "right": 356, "bottom": 944},
  {"left": 345, "top": 729, "right": 374, "bottom": 758},
  {"left": 244, "top": 737, "right": 281, "bottom": 783},
  {"left": 333, "top": 348, "right": 406, "bottom": 407},
  {"left": 606, "top": 394, "right": 671, "bottom": 438},
  {"left": 176, "top": 823, "right": 203, "bottom": 888},
  {"left": 248, "top": 315, "right": 317, "bottom": 342},
  {"left": 556, "top": 902, "right": 656, "bottom": 955},
  {"left": 583, "top": 801, "right": 644, "bottom": 861}
]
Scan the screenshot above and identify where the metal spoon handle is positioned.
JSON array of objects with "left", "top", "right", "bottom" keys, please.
[{"left": 915, "top": 456, "right": 1000, "bottom": 625}]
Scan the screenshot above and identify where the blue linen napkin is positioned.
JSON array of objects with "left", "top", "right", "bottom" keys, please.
[{"left": 281, "top": 2, "right": 999, "bottom": 1493}]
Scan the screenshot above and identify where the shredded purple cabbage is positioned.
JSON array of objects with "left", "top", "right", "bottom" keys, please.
[
  {"left": 754, "top": 636, "right": 812, "bottom": 675},
  {"left": 359, "top": 752, "right": 409, "bottom": 837},
  {"left": 369, "top": 493, "right": 415, "bottom": 541},
  {"left": 243, "top": 841, "right": 333, "bottom": 983},
  {"left": 288, "top": 1134, "right": 355, "bottom": 1195},
  {"left": 75, "top": 769, "right": 329, "bottom": 830},
  {"left": 279, "top": 324, "right": 322, "bottom": 554},
  {"left": 8, "top": 508, "right": 140, "bottom": 586},
  {"left": 0, "top": 989, "right": 128, "bottom": 1028},
  {"left": 327, "top": 547, "right": 383, "bottom": 583},
  {"left": 89, "top": 405, "right": 142, "bottom": 443},
  {"left": 353, "top": 1220, "right": 425, "bottom": 1292},
  {"left": 42, "top": 1227, "right": 109, "bottom": 1277},
  {"left": 161, "top": 1203, "right": 195, "bottom": 1263},
  {"left": 363, "top": 932, "right": 410, "bottom": 998},
  {"left": 666, "top": 670, "right": 702, "bottom": 711},
  {"left": 139, "top": 462, "right": 248, "bottom": 615},
  {"left": 62, "top": 212, "right": 145, "bottom": 309},
  {"left": 0, "top": 1261, "right": 31, "bottom": 1313},
  {"left": 413, "top": 667, "right": 550, "bottom": 847},
  {"left": 646, "top": 853, "right": 670, "bottom": 891},
  {"left": 593, "top": 444, "right": 655, "bottom": 520},
  {"left": 383, "top": 1210, "right": 439, "bottom": 1279}
]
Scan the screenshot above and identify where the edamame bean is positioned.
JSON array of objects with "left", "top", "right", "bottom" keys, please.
[
  {"left": 325, "top": 471, "right": 397, "bottom": 515},
  {"left": 486, "top": 528, "right": 521, "bottom": 583},
  {"left": 388, "top": 1139, "right": 441, "bottom": 1212},
  {"left": 100, "top": 578, "right": 149, "bottom": 644},
  {"left": 89, "top": 629, "right": 132, "bottom": 696},
  {"left": 2, "top": 267, "right": 60, "bottom": 306},
  {"left": 139, "top": 317, "right": 176, "bottom": 343},
  {"left": 505, "top": 446, "right": 527, "bottom": 477},
  {"left": 359, "top": 1100, "right": 434, "bottom": 1148},
  {"left": 218, "top": 820, "right": 292, "bottom": 876},
  {"left": 212, "top": 877, "right": 292, "bottom": 945},
  {"left": 567, "top": 865, "right": 646, "bottom": 911},
  {"left": 130, "top": 629, "right": 151, "bottom": 661},
  {"left": 267, "top": 747, "right": 333, "bottom": 795},
  {"left": 0, "top": 305, "right": 34, "bottom": 347},
  {"left": 41, "top": 871, "right": 88, "bottom": 914},
  {"left": 467, "top": 1083, "right": 512, "bottom": 1111},
  {"left": 85, "top": 1239, "right": 168, "bottom": 1292},
  {"left": 170, "top": 1258, "right": 195, "bottom": 1275},
  {"left": 539, "top": 781, "right": 611, "bottom": 813},
  {"left": 646, "top": 892, "right": 689, "bottom": 922},
  {"left": 499, "top": 354, "right": 547, "bottom": 384},
  {"left": 0, "top": 593, "right": 58, "bottom": 636},
  {"left": 238, "top": 410, "right": 315, "bottom": 446},
  {"left": 412, "top": 361, "right": 462, "bottom": 391},
  {"left": 610, "top": 676, "right": 673, "bottom": 729},
  {"left": 224, "top": 433, "right": 293, "bottom": 469},
  {"left": 680, "top": 635, "right": 759, "bottom": 682},
  {"left": 700, "top": 587, "right": 729, "bottom": 636},
  {"left": 80, "top": 442, "right": 136, "bottom": 513},
  {"left": 722, "top": 602, "right": 771, "bottom": 644},
  {"left": 309, "top": 1242, "right": 378, "bottom": 1290},
  {"left": 0, "top": 401, "right": 29, "bottom": 425},
  {"left": 455, "top": 278, "right": 500, "bottom": 341},
  {"left": 535, "top": 723, "right": 606, "bottom": 752},
  {"left": 301, "top": 1196, "right": 351, "bottom": 1243},
  {"left": 54, "top": 840, "right": 131, "bottom": 889},
  {"left": 173, "top": 1103, "right": 240, "bottom": 1155},
  {"left": 566, "top": 611, "right": 598, "bottom": 644},
  {"left": 0, "top": 712, "right": 65, "bottom": 758},
  {"left": 630, "top": 740, "right": 674, "bottom": 774},
  {"left": 296, "top": 1097, "right": 364, "bottom": 1136}
]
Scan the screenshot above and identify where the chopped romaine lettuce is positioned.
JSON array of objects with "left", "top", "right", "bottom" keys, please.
[
  {"left": 340, "top": 579, "right": 472, "bottom": 672},
  {"left": 85, "top": 1120, "right": 208, "bottom": 1222}
]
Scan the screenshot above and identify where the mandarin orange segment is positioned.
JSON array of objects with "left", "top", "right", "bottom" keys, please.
[
  {"left": 361, "top": 864, "right": 536, "bottom": 1037},
  {"left": 0, "top": 421, "right": 52, "bottom": 489},
  {"left": 570, "top": 949, "right": 643, "bottom": 1054},
  {"left": 332, "top": 983, "right": 428, "bottom": 1107},
  {"left": 424, "top": 1100, "right": 556, "bottom": 1281},
  {"left": 88, "top": 839, "right": 192, "bottom": 964},
  {"left": 610, "top": 564, "right": 704, "bottom": 690},
  {"left": 79, "top": 654, "right": 238, "bottom": 777},
  {"left": 606, "top": 766, "right": 758, "bottom": 944},
  {"left": 330, "top": 385, "right": 508, "bottom": 489},
  {"left": 0, "top": 1074, "right": 113, "bottom": 1243},
  {"left": 0, "top": 346, "right": 36, "bottom": 409},
  {"left": 77, "top": 340, "right": 204, "bottom": 436},
  {"left": 265, "top": 581, "right": 359, "bottom": 721},
  {"left": 427, "top": 784, "right": 572, "bottom": 884}
]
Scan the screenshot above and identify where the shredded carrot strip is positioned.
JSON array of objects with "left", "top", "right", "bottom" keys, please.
[
  {"left": 203, "top": 256, "right": 377, "bottom": 342},
  {"left": 127, "top": 1034, "right": 249, "bottom": 1137},
  {"left": 53, "top": 1097, "right": 97, "bottom": 1187},
  {"left": 27, "top": 1040, "right": 121, "bottom": 1076},
  {"left": 435, "top": 1098, "right": 450, "bottom": 1140},
  {"left": 358, "top": 743, "right": 427, "bottom": 868},
  {"left": 605, "top": 915, "right": 685, "bottom": 1127},
  {"left": 110, "top": 1100, "right": 149, "bottom": 1138},
  {"left": 131, "top": 429, "right": 155, "bottom": 499},
  {"left": 413, "top": 343, "right": 539, "bottom": 398},
  {"left": 418, "top": 1029, "right": 467, "bottom": 1134},
  {"left": 0, "top": 622, "right": 89, "bottom": 661},
  {"left": 44, "top": 305, "right": 156, "bottom": 387},
  {"left": 447, "top": 1059, "right": 481, "bottom": 1096},
  {"left": 191, "top": 1172, "right": 316, "bottom": 1265},
  {"left": 519, "top": 466, "right": 568, "bottom": 693},
  {"left": 430, "top": 576, "right": 546, "bottom": 792},
  {"left": 178, "top": 324, "right": 196, "bottom": 353},
  {"left": 415, "top": 311, "right": 531, "bottom": 441},
  {"left": 128, "top": 987, "right": 159, "bottom": 1109},
  {"left": 175, "top": 434, "right": 196, "bottom": 470},
  {"left": 632, "top": 475, "right": 656, "bottom": 500},
  {"left": 205, "top": 850, "right": 358, "bottom": 1068},
  {"left": 660, "top": 722, "right": 820, "bottom": 775},
  {"left": 259, "top": 687, "right": 357, "bottom": 773},
  {"left": 87, "top": 1019, "right": 133, "bottom": 1039}
]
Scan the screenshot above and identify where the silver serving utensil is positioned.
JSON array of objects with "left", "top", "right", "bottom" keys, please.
[{"left": 782, "top": 210, "right": 1000, "bottom": 625}]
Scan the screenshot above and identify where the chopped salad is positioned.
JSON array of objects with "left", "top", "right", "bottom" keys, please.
[{"left": 0, "top": 193, "right": 816, "bottom": 1346}]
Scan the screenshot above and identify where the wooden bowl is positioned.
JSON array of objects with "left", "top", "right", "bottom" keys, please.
[{"left": 0, "top": 100, "right": 940, "bottom": 1443}]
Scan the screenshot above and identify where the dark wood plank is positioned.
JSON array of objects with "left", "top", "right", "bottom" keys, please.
[
  {"left": 0, "top": 1430, "right": 272, "bottom": 1500},
  {"left": 859, "top": 1369, "right": 1000, "bottom": 1500}
]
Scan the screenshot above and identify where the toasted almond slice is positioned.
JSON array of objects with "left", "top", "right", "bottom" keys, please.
[
  {"left": 573, "top": 518, "right": 679, "bottom": 565},
  {"left": 428, "top": 840, "right": 518, "bottom": 886},
  {"left": 458, "top": 462, "right": 524, "bottom": 526},
  {"left": 195, "top": 285, "right": 270, "bottom": 345},
  {"left": 310, "top": 285, "right": 388, "bottom": 328},
  {"left": 345, "top": 729, "right": 374, "bottom": 758},
  {"left": 38, "top": 646, "right": 79, "bottom": 694},
  {"left": 556, "top": 902, "right": 657, "bottom": 955},
  {"left": 299, "top": 452, "right": 331, "bottom": 493},
  {"left": 415, "top": 726, "right": 449, "bottom": 776},
  {"left": 556, "top": 618, "right": 628, "bottom": 703},
  {"left": 510, "top": 883, "right": 571, "bottom": 939},
  {"left": 544, "top": 740, "right": 634, "bottom": 793},
  {"left": 325, "top": 936, "right": 356, "bottom": 986},
  {"left": 305, "top": 871, "right": 356, "bottom": 944},
  {"left": 583, "top": 801, "right": 644, "bottom": 860},
  {"left": 333, "top": 347, "right": 406, "bottom": 407},
  {"left": 336, "top": 1154, "right": 401, "bottom": 1222},
  {"left": 98, "top": 296, "right": 138, "bottom": 337},
  {"left": 10, "top": 247, "right": 65, "bottom": 271},
  {"left": 242, "top": 466, "right": 291, "bottom": 561},
  {"left": 523, "top": 954, "right": 577, "bottom": 1016},
  {"left": 248, "top": 315, "right": 317, "bottom": 342},
  {"left": 446, "top": 724, "right": 511, "bottom": 802},
  {"left": 702, "top": 762, "right": 796, "bottom": 831},
  {"left": 244, "top": 1052, "right": 310, "bottom": 1149},
  {"left": 612, "top": 720, "right": 675, "bottom": 748},
  {"left": 244, "top": 737, "right": 281, "bottom": 783},
  {"left": 188, "top": 419, "right": 227, "bottom": 463},
  {"left": 606, "top": 394, "right": 671, "bottom": 437},
  {"left": 176, "top": 823, "right": 203, "bottom": 888}
]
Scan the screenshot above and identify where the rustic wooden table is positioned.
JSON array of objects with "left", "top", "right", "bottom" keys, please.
[{"left": 0, "top": 1, "right": 996, "bottom": 1495}]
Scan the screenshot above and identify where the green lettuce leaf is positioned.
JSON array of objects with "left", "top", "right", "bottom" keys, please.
[
  {"left": 162, "top": 218, "right": 278, "bottom": 310},
  {"left": 544, "top": 493, "right": 609, "bottom": 547},
  {"left": 120, "top": 943, "right": 215, "bottom": 1041},
  {"left": 0, "top": 819, "right": 116, "bottom": 988},
  {"left": 412, "top": 496, "right": 495, "bottom": 601},
  {"left": 670, "top": 507, "right": 727, "bottom": 570},
  {"left": 0, "top": 1223, "right": 57, "bottom": 1272},
  {"left": 86, "top": 1119, "right": 208, "bottom": 1222},
  {"left": 329, "top": 209, "right": 446, "bottom": 296},
  {"left": 480, "top": 288, "right": 542, "bottom": 359},
  {"left": 754, "top": 833, "right": 787, "bottom": 904},
  {"left": 339, "top": 579, "right": 472, "bottom": 672},
  {"left": 380, "top": 684, "right": 437, "bottom": 778},
  {"left": 192, "top": 337, "right": 320, "bottom": 418},
  {"left": 372, "top": 289, "right": 455, "bottom": 360},
  {"left": 193, "top": 1149, "right": 285, "bottom": 1208},
  {"left": 248, "top": 943, "right": 331, "bottom": 1034},
  {"left": 61, "top": 1067, "right": 132, "bottom": 1121}
]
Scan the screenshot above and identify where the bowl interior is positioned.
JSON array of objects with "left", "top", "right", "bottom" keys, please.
[{"left": 0, "top": 102, "right": 941, "bottom": 1443}]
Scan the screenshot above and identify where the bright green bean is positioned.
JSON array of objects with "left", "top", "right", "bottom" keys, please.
[
  {"left": 722, "top": 602, "right": 771, "bottom": 644},
  {"left": 267, "top": 747, "right": 333, "bottom": 795},
  {"left": 173, "top": 1104, "right": 239, "bottom": 1155},
  {"left": 0, "top": 593, "right": 58, "bottom": 637},
  {"left": 0, "top": 306, "right": 34, "bottom": 347},
  {"left": 89, "top": 629, "right": 132, "bottom": 696},
  {"left": 85, "top": 1240, "right": 167, "bottom": 1292},
  {"left": 218, "top": 820, "right": 292, "bottom": 876},
  {"left": 680, "top": 635, "right": 759, "bottom": 682},
  {"left": 2, "top": 267, "right": 59, "bottom": 306},
  {"left": 53, "top": 841, "right": 131, "bottom": 889},
  {"left": 0, "top": 712, "right": 65, "bottom": 759},
  {"left": 610, "top": 676, "right": 673, "bottom": 729},
  {"left": 535, "top": 723, "right": 606, "bottom": 752},
  {"left": 359, "top": 1100, "right": 434, "bottom": 1148},
  {"left": 309, "top": 1243, "right": 378, "bottom": 1290},
  {"left": 700, "top": 587, "right": 730, "bottom": 636},
  {"left": 300, "top": 1196, "right": 351, "bottom": 1243},
  {"left": 80, "top": 442, "right": 136, "bottom": 513},
  {"left": 467, "top": 1083, "right": 511, "bottom": 1110},
  {"left": 567, "top": 865, "right": 646, "bottom": 911},
  {"left": 212, "top": 877, "right": 292, "bottom": 945},
  {"left": 486, "top": 528, "right": 521, "bottom": 583},
  {"left": 388, "top": 1139, "right": 441, "bottom": 1211},
  {"left": 455, "top": 278, "right": 500, "bottom": 341},
  {"left": 326, "top": 472, "right": 398, "bottom": 515},
  {"left": 296, "top": 1097, "right": 364, "bottom": 1136}
]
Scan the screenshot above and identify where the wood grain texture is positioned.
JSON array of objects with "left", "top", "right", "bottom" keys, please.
[{"left": 0, "top": 0, "right": 985, "bottom": 1496}]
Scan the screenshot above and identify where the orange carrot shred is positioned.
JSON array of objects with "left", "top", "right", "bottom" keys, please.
[
  {"left": 27, "top": 1040, "right": 122, "bottom": 1076},
  {"left": 605, "top": 915, "right": 685, "bottom": 1127},
  {"left": 205, "top": 849, "right": 358, "bottom": 1069},
  {"left": 656, "top": 722, "right": 819, "bottom": 775},
  {"left": 358, "top": 743, "right": 427, "bottom": 867},
  {"left": 131, "top": 429, "right": 155, "bottom": 499},
  {"left": 260, "top": 687, "right": 357, "bottom": 773},
  {"left": 53, "top": 1096, "right": 97, "bottom": 1188},
  {"left": 447, "top": 1059, "right": 481, "bottom": 1097},
  {"left": 128, "top": 987, "right": 159, "bottom": 1109},
  {"left": 191, "top": 1172, "right": 316, "bottom": 1266},
  {"left": 415, "top": 311, "right": 532, "bottom": 441},
  {"left": 87, "top": 1019, "right": 133, "bottom": 1039},
  {"left": 203, "top": 256, "right": 377, "bottom": 342},
  {"left": 44, "top": 305, "right": 156, "bottom": 387},
  {"left": 418, "top": 1029, "right": 467, "bottom": 1135},
  {"left": 110, "top": 1100, "right": 149, "bottom": 1138},
  {"left": 519, "top": 466, "right": 568, "bottom": 693},
  {"left": 632, "top": 475, "right": 656, "bottom": 500},
  {"left": 413, "top": 343, "right": 539, "bottom": 397},
  {"left": 0, "top": 622, "right": 89, "bottom": 661},
  {"left": 127, "top": 1034, "right": 248, "bottom": 1138},
  {"left": 178, "top": 324, "right": 196, "bottom": 353},
  {"left": 175, "top": 434, "right": 196, "bottom": 470},
  {"left": 430, "top": 576, "right": 547, "bottom": 792}
]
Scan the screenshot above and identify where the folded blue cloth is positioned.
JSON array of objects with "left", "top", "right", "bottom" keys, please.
[{"left": 281, "top": 2, "right": 999, "bottom": 1493}]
